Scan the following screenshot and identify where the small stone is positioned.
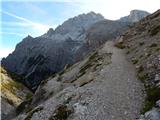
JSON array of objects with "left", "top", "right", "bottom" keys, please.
[
  {"left": 145, "top": 53, "right": 148, "bottom": 56},
  {"left": 146, "top": 63, "right": 153, "bottom": 68},
  {"left": 124, "top": 111, "right": 127, "bottom": 115},
  {"left": 144, "top": 108, "right": 160, "bottom": 120},
  {"left": 156, "top": 100, "right": 160, "bottom": 107},
  {"left": 136, "top": 65, "right": 140, "bottom": 69},
  {"left": 155, "top": 74, "right": 160, "bottom": 82},
  {"left": 73, "top": 103, "right": 87, "bottom": 115}
]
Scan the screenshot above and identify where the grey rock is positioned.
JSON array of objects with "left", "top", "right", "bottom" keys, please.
[
  {"left": 144, "top": 108, "right": 160, "bottom": 120},
  {"left": 86, "top": 20, "right": 129, "bottom": 49},
  {"left": 156, "top": 100, "right": 160, "bottom": 107},
  {"left": 155, "top": 74, "right": 160, "bottom": 82},
  {"left": 120, "top": 10, "right": 150, "bottom": 23}
]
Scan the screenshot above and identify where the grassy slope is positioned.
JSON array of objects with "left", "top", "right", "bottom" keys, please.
[{"left": 1, "top": 66, "right": 32, "bottom": 107}]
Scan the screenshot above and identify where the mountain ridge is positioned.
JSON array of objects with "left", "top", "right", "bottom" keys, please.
[{"left": 1, "top": 10, "right": 149, "bottom": 91}]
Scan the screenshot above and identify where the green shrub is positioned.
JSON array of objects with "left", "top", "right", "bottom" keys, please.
[
  {"left": 79, "top": 79, "right": 94, "bottom": 87},
  {"left": 131, "top": 58, "right": 139, "bottom": 64},
  {"left": 149, "top": 25, "right": 160, "bottom": 36},
  {"left": 88, "top": 52, "right": 98, "bottom": 60},
  {"left": 139, "top": 55, "right": 143, "bottom": 59},
  {"left": 24, "top": 107, "right": 43, "bottom": 120},
  {"left": 149, "top": 43, "right": 158, "bottom": 48},
  {"left": 114, "top": 43, "right": 125, "bottom": 49},
  {"left": 78, "top": 52, "right": 98, "bottom": 77},
  {"left": 138, "top": 73, "right": 148, "bottom": 82},
  {"left": 137, "top": 66, "right": 144, "bottom": 73},
  {"left": 79, "top": 63, "right": 92, "bottom": 75},
  {"left": 142, "top": 100, "right": 155, "bottom": 114},
  {"left": 156, "top": 47, "right": 160, "bottom": 52},
  {"left": 65, "top": 64, "right": 73, "bottom": 70},
  {"left": 25, "top": 93, "right": 33, "bottom": 101},
  {"left": 126, "top": 50, "right": 130, "bottom": 54},
  {"left": 59, "top": 70, "right": 65, "bottom": 76},
  {"left": 146, "top": 86, "right": 160, "bottom": 102},
  {"left": 3, "top": 97, "right": 14, "bottom": 106},
  {"left": 16, "top": 100, "right": 31, "bottom": 114},
  {"left": 139, "top": 42, "right": 145, "bottom": 46},
  {"left": 142, "top": 86, "right": 160, "bottom": 113},
  {"left": 49, "top": 104, "right": 72, "bottom": 120},
  {"left": 58, "top": 64, "right": 74, "bottom": 76},
  {"left": 40, "top": 79, "right": 49, "bottom": 86}
]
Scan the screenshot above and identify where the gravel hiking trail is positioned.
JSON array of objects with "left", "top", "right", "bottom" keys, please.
[{"left": 73, "top": 41, "right": 145, "bottom": 120}]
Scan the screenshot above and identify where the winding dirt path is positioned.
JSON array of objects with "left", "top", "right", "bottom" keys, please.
[
  {"left": 73, "top": 41, "right": 145, "bottom": 120},
  {"left": 12, "top": 41, "right": 145, "bottom": 120}
]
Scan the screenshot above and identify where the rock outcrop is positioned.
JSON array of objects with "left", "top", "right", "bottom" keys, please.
[{"left": 120, "top": 10, "right": 150, "bottom": 23}]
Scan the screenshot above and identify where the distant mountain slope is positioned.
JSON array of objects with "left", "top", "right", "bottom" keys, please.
[
  {"left": 1, "top": 10, "right": 149, "bottom": 91},
  {"left": 86, "top": 20, "right": 129, "bottom": 48},
  {"left": 1, "top": 67, "right": 32, "bottom": 120}
]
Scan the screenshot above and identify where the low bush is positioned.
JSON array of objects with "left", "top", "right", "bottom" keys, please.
[{"left": 49, "top": 104, "right": 73, "bottom": 120}]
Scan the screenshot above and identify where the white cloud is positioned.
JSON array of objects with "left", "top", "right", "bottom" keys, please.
[
  {"left": 1, "top": 21, "right": 33, "bottom": 27},
  {"left": 0, "top": 32, "right": 26, "bottom": 37},
  {"left": 1, "top": 0, "right": 74, "bottom": 2},
  {"left": 1, "top": 10, "right": 53, "bottom": 34},
  {"left": 1, "top": 0, "right": 159, "bottom": 20}
]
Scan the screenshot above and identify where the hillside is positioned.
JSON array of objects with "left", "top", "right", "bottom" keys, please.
[
  {"left": 115, "top": 9, "right": 160, "bottom": 119},
  {"left": 1, "top": 67, "right": 32, "bottom": 120},
  {"left": 12, "top": 41, "right": 145, "bottom": 120}
]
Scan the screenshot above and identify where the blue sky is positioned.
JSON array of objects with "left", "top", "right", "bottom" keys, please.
[{"left": 0, "top": 0, "right": 160, "bottom": 57}]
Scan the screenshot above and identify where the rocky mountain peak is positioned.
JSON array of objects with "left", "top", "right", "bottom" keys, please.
[
  {"left": 129, "top": 9, "right": 150, "bottom": 22},
  {"left": 75, "top": 11, "right": 104, "bottom": 19},
  {"left": 81, "top": 11, "right": 104, "bottom": 19},
  {"left": 27, "top": 35, "right": 32, "bottom": 38},
  {"left": 54, "top": 12, "right": 104, "bottom": 36},
  {"left": 46, "top": 28, "right": 54, "bottom": 37},
  {"left": 119, "top": 9, "right": 150, "bottom": 23},
  {"left": 42, "top": 12, "right": 104, "bottom": 39}
]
